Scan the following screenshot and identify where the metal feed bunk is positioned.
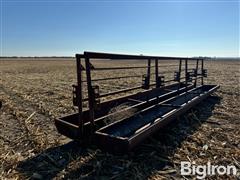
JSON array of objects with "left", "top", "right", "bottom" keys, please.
[{"left": 55, "top": 51, "right": 219, "bottom": 153}]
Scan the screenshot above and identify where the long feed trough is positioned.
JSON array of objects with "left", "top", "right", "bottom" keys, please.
[
  {"left": 55, "top": 51, "right": 219, "bottom": 153},
  {"left": 95, "top": 85, "right": 219, "bottom": 153}
]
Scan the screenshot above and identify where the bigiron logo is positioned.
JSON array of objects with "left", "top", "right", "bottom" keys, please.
[{"left": 180, "top": 161, "right": 238, "bottom": 179}]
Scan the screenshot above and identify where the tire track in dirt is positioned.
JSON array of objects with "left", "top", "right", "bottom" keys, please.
[
  {"left": 0, "top": 84, "right": 67, "bottom": 152},
  {"left": 0, "top": 84, "right": 69, "bottom": 179}
]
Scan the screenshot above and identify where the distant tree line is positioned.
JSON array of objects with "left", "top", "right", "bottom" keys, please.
[
  {"left": 192, "top": 56, "right": 240, "bottom": 61},
  {"left": 0, "top": 56, "right": 74, "bottom": 58}
]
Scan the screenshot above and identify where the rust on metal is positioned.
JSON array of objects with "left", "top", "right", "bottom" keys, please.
[{"left": 55, "top": 51, "right": 219, "bottom": 153}]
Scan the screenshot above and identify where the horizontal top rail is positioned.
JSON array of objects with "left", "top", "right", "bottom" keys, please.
[
  {"left": 92, "top": 65, "right": 154, "bottom": 70},
  {"left": 77, "top": 51, "right": 204, "bottom": 60}
]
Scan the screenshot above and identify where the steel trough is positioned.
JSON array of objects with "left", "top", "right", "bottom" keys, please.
[{"left": 94, "top": 85, "right": 219, "bottom": 153}]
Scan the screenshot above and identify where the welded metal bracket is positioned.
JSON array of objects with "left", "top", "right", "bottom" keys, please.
[
  {"left": 192, "top": 69, "right": 198, "bottom": 77},
  {"left": 142, "top": 74, "right": 150, "bottom": 89},
  {"left": 186, "top": 72, "right": 192, "bottom": 81},
  {"left": 72, "top": 85, "right": 79, "bottom": 106},
  {"left": 174, "top": 71, "right": 180, "bottom": 81},
  {"left": 203, "top": 69, "right": 207, "bottom": 77},
  {"left": 92, "top": 85, "right": 100, "bottom": 109},
  {"left": 157, "top": 76, "right": 165, "bottom": 87},
  {"left": 89, "top": 62, "right": 95, "bottom": 70}
]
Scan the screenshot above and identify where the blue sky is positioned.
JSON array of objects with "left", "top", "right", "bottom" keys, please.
[{"left": 1, "top": 0, "right": 239, "bottom": 57}]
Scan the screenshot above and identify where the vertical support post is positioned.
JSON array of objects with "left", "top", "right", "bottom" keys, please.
[
  {"left": 155, "top": 59, "right": 159, "bottom": 88},
  {"left": 185, "top": 59, "right": 188, "bottom": 88},
  {"left": 178, "top": 59, "right": 182, "bottom": 88},
  {"left": 84, "top": 54, "right": 95, "bottom": 132},
  {"left": 76, "top": 54, "right": 83, "bottom": 135},
  {"left": 201, "top": 59, "right": 204, "bottom": 85},
  {"left": 146, "top": 59, "right": 151, "bottom": 88},
  {"left": 194, "top": 59, "right": 199, "bottom": 87}
]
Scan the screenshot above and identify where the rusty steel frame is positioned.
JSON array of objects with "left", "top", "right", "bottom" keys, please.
[
  {"left": 95, "top": 85, "right": 220, "bottom": 153},
  {"left": 79, "top": 52, "right": 205, "bottom": 130},
  {"left": 55, "top": 51, "right": 219, "bottom": 152}
]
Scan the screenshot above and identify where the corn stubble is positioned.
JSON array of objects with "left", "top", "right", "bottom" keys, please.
[{"left": 0, "top": 58, "right": 239, "bottom": 179}]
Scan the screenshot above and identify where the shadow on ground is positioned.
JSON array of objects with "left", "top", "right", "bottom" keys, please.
[{"left": 17, "top": 95, "right": 221, "bottom": 179}]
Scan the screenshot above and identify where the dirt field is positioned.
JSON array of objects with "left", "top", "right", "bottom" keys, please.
[{"left": 0, "top": 58, "right": 239, "bottom": 179}]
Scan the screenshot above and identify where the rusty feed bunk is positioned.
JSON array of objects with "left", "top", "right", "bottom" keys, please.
[{"left": 55, "top": 51, "right": 219, "bottom": 153}]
